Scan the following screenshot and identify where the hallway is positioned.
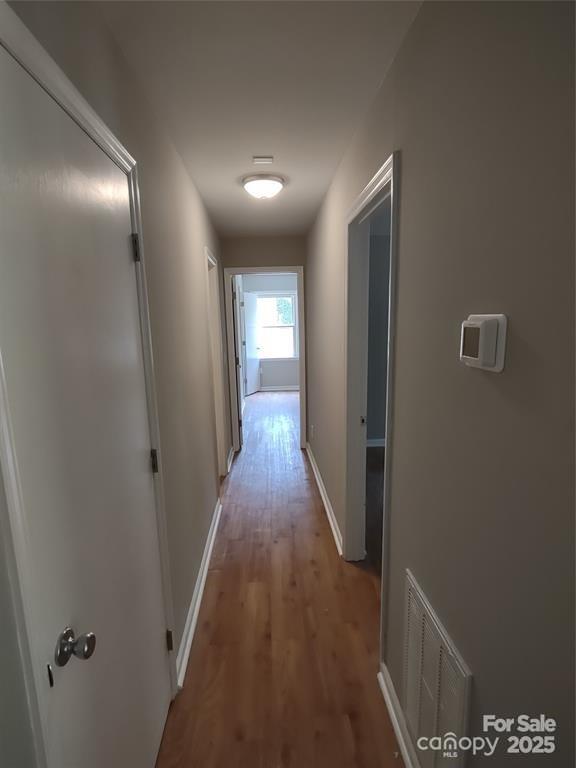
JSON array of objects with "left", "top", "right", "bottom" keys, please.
[
  {"left": 0, "top": 3, "right": 573, "bottom": 766},
  {"left": 156, "top": 392, "right": 400, "bottom": 768}
]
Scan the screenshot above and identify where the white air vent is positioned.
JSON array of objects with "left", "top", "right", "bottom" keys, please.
[
  {"left": 252, "top": 155, "right": 274, "bottom": 165},
  {"left": 403, "top": 570, "right": 472, "bottom": 768}
]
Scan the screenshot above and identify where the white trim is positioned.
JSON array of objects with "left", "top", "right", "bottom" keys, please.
[
  {"left": 176, "top": 499, "right": 222, "bottom": 689},
  {"left": 377, "top": 664, "right": 421, "bottom": 768},
  {"left": 259, "top": 385, "right": 299, "bottom": 392},
  {"left": 224, "top": 266, "right": 307, "bottom": 450},
  {"left": 205, "top": 246, "right": 229, "bottom": 479},
  {"left": 379, "top": 154, "right": 400, "bottom": 660},
  {"left": 248, "top": 289, "right": 298, "bottom": 297},
  {"left": 226, "top": 446, "right": 235, "bottom": 474},
  {"left": 347, "top": 155, "right": 394, "bottom": 224},
  {"left": 367, "top": 438, "right": 386, "bottom": 448},
  {"left": 259, "top": 356, "right": 300, "bottom": 363},
  {"left": 344, "top": 155, "right": 395, "bottom": 563},
  {"left": 224, "top": 275, "right": 241, "bottom": 450},
  {"left": 296, "top": 270, "right": 307, "bottom": 449},
  {"left": 344, "top": 152, "right": 400, "bottom": 661},
  {"left": 305, "top": 443, "right": 343, "bottom": 556},
  {"left": 129, "top": 168, "right": 177, "bottom": 696},
  {"left": 205, "top": 245, "right": 218, "bottom": 269}
]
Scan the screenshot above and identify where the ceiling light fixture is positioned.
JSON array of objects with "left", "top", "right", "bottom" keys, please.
[{"left": 242, "top": 175, "right": 284, "bottom": 199}]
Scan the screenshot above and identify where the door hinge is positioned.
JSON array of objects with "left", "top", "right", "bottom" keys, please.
[
  {"left": 131, "top": 232, "right": 141, "bottom": 263},
  {"left": 166, "top": 629, "right": 174, "bottom": 652},
  {"left": 150, "top": 448, "right": 159, "bottom": 473},
  {"left": 235, "top": 356, "right": 240, "bottom": 366},
  {"left": 239, "top": 418, "right": 243, "bottom": 427},
  {"left": 240, "top": 301, "right": 245, "bottom": 308}
]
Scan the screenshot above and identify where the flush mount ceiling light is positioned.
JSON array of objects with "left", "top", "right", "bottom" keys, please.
[{"left": 242, "top": 175, "right": 285, "bottom": 199}]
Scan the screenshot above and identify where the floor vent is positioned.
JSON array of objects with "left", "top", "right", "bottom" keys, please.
[{"left": 403, "top": 570, "right": 472, "bottom": 768}]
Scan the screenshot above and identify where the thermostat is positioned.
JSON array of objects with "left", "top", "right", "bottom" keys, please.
[{"left": 460, "top": 314, "right": 507, "bottom": 372}]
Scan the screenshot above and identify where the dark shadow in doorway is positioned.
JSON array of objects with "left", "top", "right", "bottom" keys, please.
[{"left": 365, "top": 446, "right": 385, "bottom": 575}]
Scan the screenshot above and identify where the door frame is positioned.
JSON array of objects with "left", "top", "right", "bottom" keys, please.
[
  {"left": 345, "top": 153, "right": 399, "bottom": 656},
  {"left": 224, "top": 266, "right": 306, "bottom": 451},
  {"left": 227, "top": 274, "right": 246, "bottom": 445},
  {"left": 205, "top": 247, "right": 230, "bottom": 477},
  {"left": 242, "top": 290, "right": 261, "bottom": 396},
  {"left": 0, "top": 7, "right": 178, "bottom": 766}
]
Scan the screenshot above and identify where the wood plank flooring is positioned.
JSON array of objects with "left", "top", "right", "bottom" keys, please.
[{"left": 156, "top": 392, "right": 402, "bottom": 768}]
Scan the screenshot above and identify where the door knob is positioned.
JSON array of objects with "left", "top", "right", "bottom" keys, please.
[{"left": 55, "top": 627, "right": 96, "bottom": 667}]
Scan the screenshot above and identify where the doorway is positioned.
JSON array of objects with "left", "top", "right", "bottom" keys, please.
[
  {"left": 364, "top": 197, "right": 391, "bottom": 573},
  {"left": 344, "top": 154, "right": 398, "bottom": 637},
  {"left": 224, "top": 267, "right": 306, "bottom": 452}
]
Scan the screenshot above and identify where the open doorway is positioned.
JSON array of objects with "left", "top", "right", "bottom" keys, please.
[
  {"left": 344, "top": 154, "right": 398, "bottom": 624},
  {"left": 364, "top": 197, "right": 391, "bottom": 574},
  {"left": 224, "top": 267, "right": 306, "bottom": 452}
]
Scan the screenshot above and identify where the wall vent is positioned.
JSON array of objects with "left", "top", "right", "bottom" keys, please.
[
  {"left": 252, "top": 155, "right": 274, "bottom": 165},
  {"left": 403, "top": 570, "right": 472, "bottom": 768}
]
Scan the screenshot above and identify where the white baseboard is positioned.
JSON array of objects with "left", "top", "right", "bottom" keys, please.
[
  {"left": 176, "top": 498, "right": 222, "bottom": 689},
  {"left": 377, "top": 664, "right": 421, "bottom": 768},
  {"left": 259, "top": 385, "right": 299, "bottom": 391},
  {"left": 367, "top": 438, "right": 386, "bottom": 448},
  {"left": 226, "top": 446, "right": 235, "bottom": 474},
  {"left": 305, "top": 443, "right": 343, "bottom": 556}
]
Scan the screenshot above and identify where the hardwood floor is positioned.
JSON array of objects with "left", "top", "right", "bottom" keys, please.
[{"left": 156, "top": 392, "right": 402, "bottom": 768}]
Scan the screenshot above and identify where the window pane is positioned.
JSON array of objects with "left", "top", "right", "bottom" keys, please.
[
  {"left": 258, "top": 326, "right": 294, "bottom": 358},
  {"left": 275, "top": 297, "right": 294, "bottom": 325},
  {"left": 257, "top": 297, "right": 277, "bottom": 326},
  {"left": 256, "top": 296, "right": 294, "bottom": 326}
]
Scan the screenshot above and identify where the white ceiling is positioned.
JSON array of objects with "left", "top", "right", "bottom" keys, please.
[{"left": 103, "top": 2, "right": 419, "bottom": 235}]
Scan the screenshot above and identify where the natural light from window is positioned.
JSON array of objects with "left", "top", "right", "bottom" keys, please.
[{"left": 256, "top": 295, "right": 297, "bottom": 359}]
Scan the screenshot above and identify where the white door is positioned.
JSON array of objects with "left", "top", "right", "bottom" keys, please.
[
  {"left": 244, "top": 292, "right": 260, "bottom": 395},
  {"left": 0, "top": 45, "right": 171, "bottom": 768}
]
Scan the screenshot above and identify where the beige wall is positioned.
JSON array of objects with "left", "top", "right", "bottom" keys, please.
[
  {"left": 221, "top": 235, "right": 306, "bottom": 267},
  {"left": 260, "top": 359, "right": 299, "bottom": 390},
  {"left": 306, "top": 1, "right": 574, "bottom": 761},
  {"left": 13, "top": 1, "right": 231, "bottom": 650}
]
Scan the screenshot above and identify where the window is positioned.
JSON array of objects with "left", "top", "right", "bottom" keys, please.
[{"left": 256, "top": 294, "right": 297, "bottom": 359}]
